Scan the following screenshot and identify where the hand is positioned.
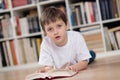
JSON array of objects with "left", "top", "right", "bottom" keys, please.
[
  {"left": 65, "top": 65, "right": 79, "bottom": 72},
  {"left": 65, "top": 60, "right": 88, "bottom": 72},
  {"left": 36, "top": 66, "right": 54, "bottom": 73},
  {"left": 36, "top": 67, "right": 46, "bottom": 73}
]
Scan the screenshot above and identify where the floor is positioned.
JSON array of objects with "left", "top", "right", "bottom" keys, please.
[{"left": 0, "top": 50, "right": 120, "bottom": 80}]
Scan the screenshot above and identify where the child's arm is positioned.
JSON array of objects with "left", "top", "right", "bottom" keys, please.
[
  {"left": 65, "top": 60, "right": 88, "bottom": 72},
  {"left": 36, "top": 66, "right": 54, "bottom": 73}
]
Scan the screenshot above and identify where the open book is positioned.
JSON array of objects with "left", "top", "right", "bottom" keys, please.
[{"left": 25, "top": 69, "right": 78, "bottom": 80}]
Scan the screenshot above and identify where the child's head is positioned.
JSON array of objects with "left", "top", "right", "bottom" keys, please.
[
  {"left": 40, "top": 7, "right": 67, "bottom": 31},
  {"left": 40, "top": 7, "right": 68, "bottom": 46}
]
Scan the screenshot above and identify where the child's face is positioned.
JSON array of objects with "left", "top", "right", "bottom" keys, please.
[{"left": 44, "top": 19, "right": 68, "bottom": 46}]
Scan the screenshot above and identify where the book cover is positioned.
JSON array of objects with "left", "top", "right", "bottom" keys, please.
[
  {"left": 99, "top": 0, "right": 107, "bottom": 20},
  {"left": 75, "top": 5, "right": 82, "bottom": 25},
  {"left": 10, "top": 40, "right": 18, "bottom": 65},
  {"left": 115, "top": 31, "right": 120, "bottom": 48},
  {"left": 111, "top": 0, "right": 119, "bottom": 18},
  {"left": 25, "top": 69, "right": 77, "bottom": 80},
  {"left": 6, "top": 41, "right": 14, "bottom": 66},
  {"left": 103, "top": 27, "right": 112, "bottom": 51},
  {"left": 0, "top": 42, "right": 7, "bottom": 67}
]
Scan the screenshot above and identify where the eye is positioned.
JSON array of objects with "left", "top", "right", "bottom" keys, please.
[
  {"left": 48, "top": 28, "right": 52, "bottom": 31},
  {"left": 47, "top": 27, "right": 53, "bottom": 32},
  {"left": 57, "top": 25, "right": 62, "bottom": 28}
]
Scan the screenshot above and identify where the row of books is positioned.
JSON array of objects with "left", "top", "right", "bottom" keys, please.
[
  {"left": 0, "top": 37, "right": 42, "bottom": 67},
  {"left": 104, "top": 26, "right": 120, "bottom": 51},
  {"left": 0, "top": 13, "right": 13, "bottom": 38},
  {"left": 99, "top": 0, "right": 120, "bottom": 20},
  {"left": 70, "top": 1, "right": 99, "bottom": 26},
  {"left": 0, "top": 0, "right": 11, "bottom": 10},
  {"left": 79, "top": 25, "right": 104, "bottom": 53},
  {"left": 16, "top": 15, "right": 41, "bottom": 36},
  {"left": 12, "top": 0, "right": 49, "bottom": 7},
  {"left": 0, "top": 0, "right": 50, "bottom": 10},
  {"left": 0, "top": 13, "right": 41, "bottom": 39}
]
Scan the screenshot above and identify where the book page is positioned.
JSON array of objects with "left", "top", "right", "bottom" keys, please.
[
  {"left": 47, "top": 69, "right": 76, "bottom": 77},
  {"left": 25, "top": 69, "right": 77, "bottom": 80},
  {"left": 25, "top": 73, "right": 48, "bottom": 80}
]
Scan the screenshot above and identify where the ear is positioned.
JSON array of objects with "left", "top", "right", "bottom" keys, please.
[
  {"left": 43, "top": 30, "right": 47, "bottom": 36},
  {"left": 66, "top": 22, "right": 70, "bottom": 30}
]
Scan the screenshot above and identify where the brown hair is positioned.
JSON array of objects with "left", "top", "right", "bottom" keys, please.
[{"left": 40, "top": 7, "right": 67, "bottom": 31}]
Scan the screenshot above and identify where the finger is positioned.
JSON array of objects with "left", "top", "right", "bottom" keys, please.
[
  {"left": 65, "top": 66, "right": 70, "bottom": 70},
  {"left": 68, "top": 66, "right": 72, "bottom": 70}
]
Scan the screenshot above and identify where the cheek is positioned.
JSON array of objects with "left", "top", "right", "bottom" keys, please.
[
  {"left": 61, "top": 28, "right": 67, "bottom": 33},
  {"left": 46, "top": 33, "right": 54, "bottom": 38}
]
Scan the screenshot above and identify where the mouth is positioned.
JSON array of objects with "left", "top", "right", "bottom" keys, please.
[{"left": 55, "top": 36, "right": 61, "bottom": 40}]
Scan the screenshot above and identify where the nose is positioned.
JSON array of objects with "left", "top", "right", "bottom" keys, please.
[{"left": 54, "top": 28, "right": 58, "bottom": 35}]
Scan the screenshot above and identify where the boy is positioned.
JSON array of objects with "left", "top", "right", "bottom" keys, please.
[{"left": 38, "top": 7, "right": 95, "bottom": 73}]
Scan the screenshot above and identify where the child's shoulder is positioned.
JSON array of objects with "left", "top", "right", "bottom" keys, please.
[
  {"left": 41, "top": 36, "right": 52, "bottom": 46},
  {"left": 68, "top": 31, "right": 82, "bottom": 36}
]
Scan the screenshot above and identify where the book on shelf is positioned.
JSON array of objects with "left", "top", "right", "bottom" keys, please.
[
  {"left": 10, "top": 40, "right": 18, "bottom": 65},
  {"left": 17, "top": 39, "right": 27, "bottom": 64},
  {"left": 22, "top": 38, "right": 38, "bottom": 63},
  {"left": 75, "top": 5, "right": 82, "bottom": 25},
  {"left": 30, "top": 38, "right": 39, "bottom": 61},
  {"left": 108, "top": 26, "right": 120, "bottom": 32},
  {"left": 80, "top": 25, "right": 100, "bottom": 32},
  {"left": 70, "top": 6, "right": 78, "bottom": 26},
  {"left": 115, "top": 31, "right": 120, "bottom": 48},
  {"left": 12, "top": 0, "right": 28, "bottom": 7},
  {"left": 70, "top": 0, "right": 98, "bottom": 26},
  {"left": 116, "top": 0, "right": 120, "bottom": 17},
  {"left": 17, "top": 37, "right": 41, "bottom": 64},
  {"left": 15, "top": 8, "right": 40, "bottom": 35},
  {"left": 0, "top": 0, "right": 6, "bottom": 10},
  {"left": 88, "top": 1, "right": 95, "bottom": 23},
  {"left": 92, "top": 1, "right": 99, "bottom": 22},
  {"left": 103, "top": 27, "right": 112, "bottom": 51},
  {"left": 0, "top": 0, "right": 12, "bottom": 9},
  {"left": 111, "top": 0, "right": 119, "bottom": 18},
  {"left": 19, "top": 17, "right": 29, "bottom": 35},
  {"left": 83, "top": 31, "right": 104, "bottom": 53},
  {"left": 85, "top": 1, "right": 92, "bottom": 24},
  {"left": 0, "top": 13, "right": 12, "bottom": 38},
  {"left": 36, "top": 38, "right": 42, "bottom": 58},
  {"left": 0, "top": 51, "right": 2, "bottom": 67},
  {"left": 25, "top": 69, "right": 77, "bottom": 80},
  {"left": 0, "top": 42, "right": 7, "bottom": 67},
  {"left": 108, "top": 26, "right": 120, "bottom": 50},
  {"left": 6, "top": 41, "right": 14, "bottom": 66},
  {"left": 16, "top": 16, "right": 22, "bottom": 36},
  {"left": 108, "top": 31, "right": 119, "bottom": 50},
  {"left": 2, "top": 41, "right": 10, "bottom": 66},
  {"left": 80, "top": 2, "right": 87, "bottom": 24},
  {"left": 99, "top": 0, "right": 108, "bottom": 20},
  {"left": 0, "top": 21, "right": 4, "bottom": 39},
  {"left": 0, "top": 40, "right": 17, "bottom": 67},
  {"left": 99, "top": 0, "right": 119, "bottom": 20}
]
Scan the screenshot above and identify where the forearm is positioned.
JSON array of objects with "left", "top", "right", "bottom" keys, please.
[
  {"left": 66, "top": 60, "right": 88, "bottom": 72},
  {"left": 37, "top": 66, "right": 54, "bottom": 73},
  {"left": 75, "top": 60, "right": 88, "bottom": 71}
]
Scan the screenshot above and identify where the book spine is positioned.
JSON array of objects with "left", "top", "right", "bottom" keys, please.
[
  {"left": 0, "top": 42, "right": 7, "bottom": 67},
  {"left": 10, "top": 40, "right": 18, "bottom": 65}
]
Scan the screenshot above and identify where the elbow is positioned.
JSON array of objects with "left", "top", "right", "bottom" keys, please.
[
  {"left": 83, "top": 61, "right": 89, "bottom": 70},
  {"left": 84, "top": 64, "right": 88, "bottom": 69},
  {"left": 83, "top": 64, "right": 88, "bottom": 70}
]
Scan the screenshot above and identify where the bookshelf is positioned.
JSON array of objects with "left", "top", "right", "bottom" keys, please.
[{"left": 0, "top": 0, "right": 120, "bottom": 70}]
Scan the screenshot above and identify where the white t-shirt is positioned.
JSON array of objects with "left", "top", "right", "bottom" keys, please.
[{"left": 38, "top": 31, "right": 91, "bottom": 69}]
